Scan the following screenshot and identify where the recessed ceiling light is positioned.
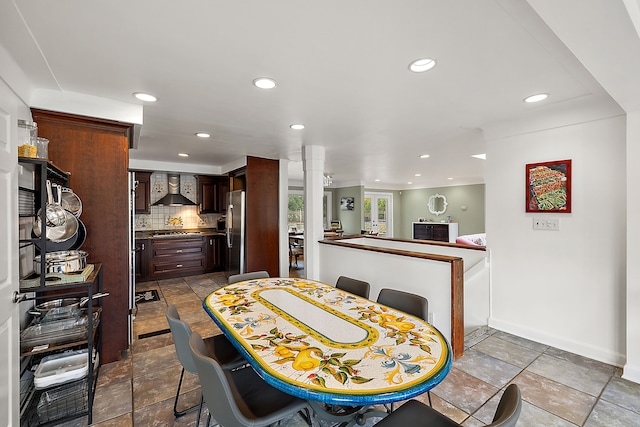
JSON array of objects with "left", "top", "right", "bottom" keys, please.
[
  {"left": 253, "top": 77, "right": 277, "bottom": 89},
  {"left": 524, "top": 93, "right": 548, "bottom": 103},
  {"left": 195, "top": 132, "right": 210, "bottom": 138},
  {"left": 375, "top": 179, "right": 381, "bottom": 182},
  {"left": 133, "top": 92, "right": 157, "bottom": 102},
  {"left": 471, "top": 153, "right": 486, "bottom": 160},
  {"left": 178, "top": 153, "right": 189, "bottom": 157},
  {"left": 447, "top": 177, "right": 454, "bottom": 180},
  {"left": 407, "top": 181, "right": 413, "bottom": 185},
  {"left": 290, "top": 124, "right": 305, "bottom": 130},
  {"left": 414, "top": 173, "right": 421, "bottom": 177},
  {"left": 420, "top": 154, "right": 430, "bottom": 159},
  {"left": 409, "top": 58, "right": 436, "bottom": 73}
]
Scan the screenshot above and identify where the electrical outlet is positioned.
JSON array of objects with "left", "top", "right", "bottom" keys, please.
[{"left": 428, "top": 312, "right": 434, "bottom": 324}]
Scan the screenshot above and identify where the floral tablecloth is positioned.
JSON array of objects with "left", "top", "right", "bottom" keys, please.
[{"left": 203, "top": 277, "right": 451, "bottom": 405}]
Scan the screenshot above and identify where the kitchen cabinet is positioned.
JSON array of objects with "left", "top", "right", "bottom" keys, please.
[
  {"left": 242, "top": 156, "right": 280, "bottom": 275},
  {"left": 32, "top": 109, "right": 132, "bottom": 364},
  {"left": 197, "top": 175, "right": 229, "bottom": 214},
  {"left": 148, "top": 237, "right": 206, "bottom": 279},
  {"left": 412, "top": 222, "right": 458, "bottom": 243},
  {"left": 133, "top": 171, "right": 151, "bottom": 214},
  {"left": 206, "top": 235, "right": 226, "bottom": 272},
  {"left": 134, "top": 239, "right": 148, "bottom": 280}
]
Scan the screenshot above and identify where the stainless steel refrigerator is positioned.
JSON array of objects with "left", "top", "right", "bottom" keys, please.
[{"left": 225, "top": 190, "right": 246, "bottom": 277}]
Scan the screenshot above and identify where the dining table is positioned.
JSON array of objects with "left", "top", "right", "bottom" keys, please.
[{"left": 203, "top": 277, "right": 452, "bottom": 425}]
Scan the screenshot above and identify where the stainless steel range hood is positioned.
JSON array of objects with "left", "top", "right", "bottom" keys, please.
[{"left": 152, "top": 174, "right": 196, "bottom": 206}]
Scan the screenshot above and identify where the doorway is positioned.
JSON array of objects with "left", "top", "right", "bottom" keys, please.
[{"left": 364, "top": 192, "right": 393, "bottom": 237}]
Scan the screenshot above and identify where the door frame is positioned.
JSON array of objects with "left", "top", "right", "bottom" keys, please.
[{"left": 364, "top": 191, "right": 393, "bottom": 237}]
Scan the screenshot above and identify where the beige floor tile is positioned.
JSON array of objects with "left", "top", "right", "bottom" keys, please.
[
  {"left": 472, "top": 335, "right": 541, "bottom": 368},
  {"left": 431, "top": 367, "right": 499, "bottom": 414},
  {"left": 511, "top": 370, "right": 596, "bottom": 425},
  {"left": 91, "top": 380, "right": 132, "bottom": 424}
]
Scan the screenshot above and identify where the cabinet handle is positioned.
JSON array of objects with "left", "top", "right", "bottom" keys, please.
[
  {"left": 209, "top": 239, "right": 212, "bottom": 245},
  {"left": 176, "top": 249, "right": 183, "bottom": 253},
  {"left": 177, "top": 264, "right": 183, "bottom": 268},
  {"left": 142, "top": 243, "right": 145, "bottom": 251}
]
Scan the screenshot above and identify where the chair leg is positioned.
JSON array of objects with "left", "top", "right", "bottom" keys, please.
[
  {"left": 195, "top": 393, "right": 204, "bottom": 426},
  {"left": 428, "top": 391, "right": 432, "bottom": 406},
  {"left": 173, "top": 367, "right": 200, "bottom": 417}
]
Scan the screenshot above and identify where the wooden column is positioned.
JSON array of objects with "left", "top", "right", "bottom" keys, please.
[
  {"left": 245, "top": 156, "right": 280, "bottom": 276},
  {"left": 31, "top": 109, "right": 131, "bottom": 364}
]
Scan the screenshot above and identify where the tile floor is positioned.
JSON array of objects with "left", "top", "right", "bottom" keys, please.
[{"left": 58, "top": 272, "right": 640, "bottom": 426}]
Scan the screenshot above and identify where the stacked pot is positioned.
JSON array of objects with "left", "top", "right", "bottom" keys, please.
[{"left": 33, "top": 182, "right": 87, "bottom": 274}]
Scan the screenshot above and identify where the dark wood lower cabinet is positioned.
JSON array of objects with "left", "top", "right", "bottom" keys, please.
[
  {"left": 206, "top": 235, "right": 226, "bottom": 272},
  {"left": 149, "top": 237, "right": 206, "bottom": 279},
  {"left": 136, "top": 234, "right": 226, "bottom": 282}
]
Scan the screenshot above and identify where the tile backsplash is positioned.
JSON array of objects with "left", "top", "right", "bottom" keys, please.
[{"left": 135, "top": 172, "right": 222, "bottom": 231}]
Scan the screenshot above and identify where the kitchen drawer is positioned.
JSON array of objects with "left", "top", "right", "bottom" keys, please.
[
  {"left": 151, "top": 238, "right": 205, "bottom": 259},
  {"left": 150, "top": 257, "right": 206, "bottom": 277}
]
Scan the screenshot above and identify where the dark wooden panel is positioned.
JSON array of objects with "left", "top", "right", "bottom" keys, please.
[
  {"left": 245, "top": 156, "right": 279, "bottom": 276},
  {"left": 133, "top": 171, "right": 151, "bottom": 214},
  {"left": 31, "top": 109, "right": 132, "bottom": 364}
]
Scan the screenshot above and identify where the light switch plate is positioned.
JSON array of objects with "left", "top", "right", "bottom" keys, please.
[{"left": 533, "top": 217, "right": 559, "bottom": 230}]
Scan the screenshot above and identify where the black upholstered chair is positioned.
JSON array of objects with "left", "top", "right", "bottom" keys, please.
[
  {"left": 166, "top": 305, "right": 246, "bottom": 423},
  {"left": 227, "top": 270, "right": 270, "bottom": 284},
  {"left": 335, "top": 276, "right": 371, "bottom": 299},
  {"left": 374, "top": 384, "right": 522, "bottom": 427},
  {"left": 189, "top": 331, "right": 312, "bottom": 427}
]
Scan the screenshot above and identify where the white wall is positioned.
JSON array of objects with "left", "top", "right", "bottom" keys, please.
[
  {"left": 486, "top": 115, "right": 627, "bottom": 366},
  {"left": 625, "top": 111, "right": 640, "bottom": 382}
]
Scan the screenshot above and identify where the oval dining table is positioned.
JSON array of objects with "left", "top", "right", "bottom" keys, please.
[{"left": 203, "top": 277, "right": 452, "bottom": 425}]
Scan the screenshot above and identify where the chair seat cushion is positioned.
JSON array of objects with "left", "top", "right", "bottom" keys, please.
[
  {"left": 203, "top": 334, "right": 246, "bottom": 369},
  {"left": 229, "top": 365, "right": 308, "bottom": 420},
  {"left": 375, "top": 400, "right": 460, "bottom": 427}
]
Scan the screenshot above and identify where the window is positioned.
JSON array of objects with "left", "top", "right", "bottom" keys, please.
[{"left": 288, "top": 190, "right": 332, "bottom": 232}]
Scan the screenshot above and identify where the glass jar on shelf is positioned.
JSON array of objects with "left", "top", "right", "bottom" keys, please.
[
  {"left": 17, "top": 119, "right": 38, "bottom": 158},
  {"left": 35, "top": 137, "right": 49, "bottom": 160}
]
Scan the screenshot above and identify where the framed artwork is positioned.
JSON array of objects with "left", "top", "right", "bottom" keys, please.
[
  {"left": 526, "top": 159, "right": 572, "bottom": 213},
  {"left": 340, "top": 197, "right": 354, "bottom": 211}
]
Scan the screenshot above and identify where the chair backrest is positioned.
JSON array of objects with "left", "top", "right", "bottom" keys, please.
[
  {"left": 227, "top": 270, "right": 270, "bottom": 284},
  {"left": 166, "top": 305, "right": 197, "bottom": 373},
  {"left": 376, "top": 288, "right": 428, "bottom": 321},
  {"left": 335, "top": 276, "right": 371, "bottom": 299},
  {"left": 189, "top": 332, "right": 249, "bottom": 427},
  {"left": 488, "top": 384, "right": 521, "bottom": 427}
]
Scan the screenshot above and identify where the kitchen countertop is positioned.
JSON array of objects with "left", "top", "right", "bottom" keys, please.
[{"left": 135, "top": 228, "right": 225, "bottom": 239}]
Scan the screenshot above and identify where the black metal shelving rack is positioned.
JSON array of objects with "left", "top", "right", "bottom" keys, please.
[{"left": 17, "top": 157, "right": 103, "bottom": 426}]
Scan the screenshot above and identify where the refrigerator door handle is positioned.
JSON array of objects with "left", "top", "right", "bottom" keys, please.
[{"left": 226, "top": 203, "right": 233, "bottom": 248}]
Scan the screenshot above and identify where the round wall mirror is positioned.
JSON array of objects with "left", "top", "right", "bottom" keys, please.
[{"left": 428, "top": 193, "right": 448, "bottom": 216}]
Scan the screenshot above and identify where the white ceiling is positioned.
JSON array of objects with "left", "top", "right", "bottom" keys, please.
[{"left": 0, "top": 0, "right": 631, "bottom": 189}]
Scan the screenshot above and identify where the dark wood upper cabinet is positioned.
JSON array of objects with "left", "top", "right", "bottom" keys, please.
[
  {"left": 133, "top": 171, "right": 151, "bottom": 214},
  {"left": 197, "top": 175, "right": 229, "bottom": 213}
]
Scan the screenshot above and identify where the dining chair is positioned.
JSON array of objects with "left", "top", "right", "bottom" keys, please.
[
  {"left": 227, "top": 270, "right": 270, "bottom": 284},
  {"left": 376, "top": 288, "right": 430, "bottom": 406},
  {"left": 289, "top": 241, "right": 304, "bottom": 268},
  {"left": 377, "top": 288, "right": 429, "bottom": 322},
  {"left": 374, "top": 384, "right": 522, "bottom": 427},
  {"left": 165, "top": 305, "right": 246, "bottom": 423},
  {"left": 189, "top": 331, "right": 312, "bottom": 427},
  {"left": 335, "top": 276, "right": 371, "bottom": 299}
]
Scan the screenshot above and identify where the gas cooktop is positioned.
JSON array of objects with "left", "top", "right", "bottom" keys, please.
[{"left": 151, "top": 231, "right": 203, "bottom": 237}]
